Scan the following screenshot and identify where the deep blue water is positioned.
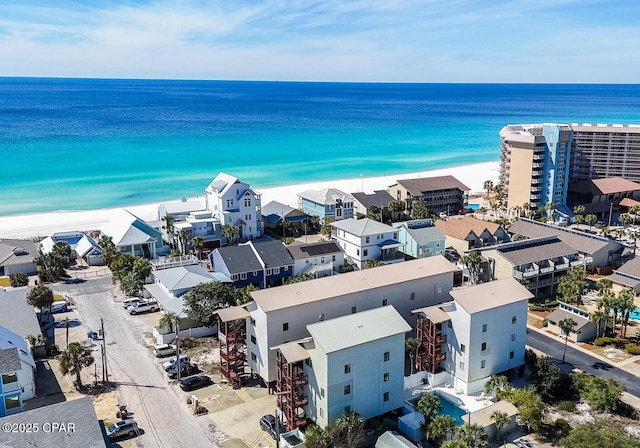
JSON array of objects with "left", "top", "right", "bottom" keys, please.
[{"left": 1, "top": 78, "right": 640, "bottom": 216}]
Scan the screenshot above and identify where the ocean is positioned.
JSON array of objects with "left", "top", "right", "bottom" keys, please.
[{"left": 1, "top": 78, "right": 640, "bottom": 216}]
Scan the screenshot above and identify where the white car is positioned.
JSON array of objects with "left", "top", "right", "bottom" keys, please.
[
  {"left": 624, "top": 227, "right": 640, "bottom": 235},
  {"left": 127, "top": 300, "right": 158, "bottom": 315},
  {"left": 162, "top": 353, "right": 190, "bottom": 370}
]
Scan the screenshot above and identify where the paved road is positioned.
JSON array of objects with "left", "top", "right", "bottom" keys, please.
[
  {"left": 54, "top": 278, "right": 222, "bottom": 448},
  {"left": 526, "top": 329, "right": 640, "bottom": 398}
]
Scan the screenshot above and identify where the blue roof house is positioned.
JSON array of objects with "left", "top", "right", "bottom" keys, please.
[
  {"left": 393, "top": 219, "right": 446, "bottom": 259},
  {"left": 297, "top": 188, "right": 355, "bottom": 223}
]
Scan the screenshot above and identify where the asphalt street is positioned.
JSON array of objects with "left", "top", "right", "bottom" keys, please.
[
  {"left": 526, "top": 329, "right": 640, "bottom": 398},
  {"left": 53, "top": 278, "right": 222, "bottom": 448}
]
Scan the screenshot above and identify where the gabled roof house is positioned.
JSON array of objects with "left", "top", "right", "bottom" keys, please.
[
  {"left": 298, "top": 188, "right": 355, "bottom": 222},
  {"left": 330, "top": 218, "right": 404, "bottom": 269},
  {"left": 0, "top": 238, "right": 39, "bottom": 276},
  {"left": 101, "top": 210, "right": 163, "bottom": 259}
]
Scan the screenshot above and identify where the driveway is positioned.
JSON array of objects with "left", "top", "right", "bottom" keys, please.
[{"left": 52, "top": 278, "right": 224, "bottom": 448}]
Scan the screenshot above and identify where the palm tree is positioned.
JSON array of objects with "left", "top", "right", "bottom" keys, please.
[
  {"left": 333, "top": 411, "right": 365, "bottom": 448},
  {"left": 441, "top": 441, "right": 465, "bottom": 448},
  {"left": 162, "top": 214, "right": 175, "bottom": 246},
  {"left": 221, "top": 224, "right": 239, "bottom": 246},
  {"left": 483, "top": 374, "right": 510, "bottom": 399},
  {"left": 388, "top": 200, "right": 405, "bottom": 222},
  {"left": 58, "top": 342, "right": 94, "bottom": 389},
  {"left": 461, "top": 251, "right": 482, "bottom": 285},
  {"left": 456, "top": 423, "right": 489, "bottom": 448},
  {"left": 405, "top": 337, "right": 420, "bottom": 375},
  {"left": 427, "top": 415, "right": 457, "bottom": 445},
  {"left": 175, "top": 230, "right": 190, "bottom": 255},
  {"left": 490, "top": 410, "right": 510, "bottom": 446},
  {"left": 630, "top": 205, "right": 640, "bottom": 225},
  {"left": 479, "top": 206, "right": 488, "bottom": 220},
  {"left": 364, "top": 259, "right": 385, "bottom": 269},
  {"left": 589, "top": 309, "right": 606, "bottom": 339},
  {"left": 559, "top": 317, "right": 577, "bottom": 363},
  {"left": 159, "top": 311, "right": 179, "bottom": 333},
  {"left": 26, "top": 285, "right": 54, "bottom": 323},
  {"left": 484, "top": 180, "right": 494, "bottom": 199},
  {"left": 304, "top": 424, "right": 331, "bottom": 448},
  {"left": 415, "top": 393, "right": 442, "bottom": 429},
  {"left": 585, "top": 214, "right": 597, "bottom": 231},
  {"left": 192, "top": 236, "right": 205, "bottom": 260},
  {"left": 573, "top": 205, "right": 585, "bottom": 229},
  {"left": 618, "top": 287, "right": 636, "bottom": 337},
  {"left": 620, "top": 213, "right": 633, "bottom": 228}
]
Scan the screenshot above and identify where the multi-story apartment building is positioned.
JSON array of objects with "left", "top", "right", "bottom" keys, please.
[
  {"left": 297, "top": 188, "right": 355, "bottom": 222},
  {"left": 216, "top": 256, "right": 457, "bottom": 386},
  {"left": 272, "top": 307, "right": 410, "bottom": 430},
  {"left": 388, "top": 175, "right": 469, "bottom": 216},
  {"left": 205, "top": 172, "right": 262, "bottom": 240},
  {"left": 330, "top": 218, "right": 404, "bottom": 269},
  {"left": 500, "top": 123, "right": 640, "bottom": 215},
  {"left": 412, "top": 278, "right": 531, "bottom": 395},
  {"left": 499, "top": 124, "right": 572, "bottom": 215}
]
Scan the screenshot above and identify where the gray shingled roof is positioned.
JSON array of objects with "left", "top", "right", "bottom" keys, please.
[
  {"left": 404, "top": 225, "right": 445, "bottom": 245},
  {"left": 0, "top": 287, "right": 42, "bottom": 340},
  {"left": 0, "top": 238, "right": 38, "bottom": 267},
  {"left": 0, "top": 347, "right": 21, "bottom": 375},
  {"left": 496, "top": 237, "right": 577, "bottom": 266},
  {"left": 0, "top": 396, "right": 109, "bottom": 447},
  {"left": 251, "top": 240, "right": 294, "bottom": 268},
  {"left": 286, "top": 241, "right": 344, "bottom": 260},
  {"left": 351, "top": 190, "right": 395, "bottom": 209},
  {"left": 393, "top": 175, "right": 470, "bottom": 196},
  {"left": 214, "top": 244, "right": 262, "bottom": 274},
  {"left": 615, "top": 257, "right": 640, "bottom": 278},
  {"left": 507, "top": 218, "right": 618, "bottom": 255}
]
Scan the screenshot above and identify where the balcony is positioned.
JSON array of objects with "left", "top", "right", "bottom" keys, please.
[
  {"left": 434, "top": 353, "right": 446, "bottom": 362},
  {"left": 530, "top": 194, "right": 541, "bottom": 201},
  {"left": 555, "top": 262, "right": 569, "bottom": 270},
  {"left": 540, "top": 266, "right": 554, "bottom": 274}
]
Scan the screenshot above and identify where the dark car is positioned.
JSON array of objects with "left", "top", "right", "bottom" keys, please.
[
  {"left": 259, "top": 414, "right": 279, "bottom": 440},
  {"left": 180, "top": 375, "right": 213, "bottom": 391},
  {"left": 167, "top": 362, "right": 198, "bottom": 379}
]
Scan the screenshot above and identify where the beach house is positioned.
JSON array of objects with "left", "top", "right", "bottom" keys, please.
[
  {"left": 412, "top": 278, "right": 531, "bottom": 394},
  {"left": 40, "top": 231, "right": 104, "bottom": 266},
  {"left": 351, "top": 190, "right": 395, "bottom": 220},
  {"left": 0, "top": 287, "right": 44, "bottom": 357},
  {"left": 216, "top": 257, "right": 457, "bottom": 387},
  {"left": 330, "top": 217, "right": 404, "bottom": 269},
  {"left": 388, "top": 175, "right": 470, "bottom": 216},
  {"left": 0, "top": 238, "right": 39, "bottom": 276},
  {"left": 393, "top": 219, "right": 446, "bottom": 259},
  {"left": 272, "top": 307, "right": 411, "bottom": 431},
  {"left": 100, "top": 209, "right": 164, "bottom": 259},
  {"left": 434, "top": 216, "right": 510, "bottom": 256},
  {"left": 286, "top": 241, "right": 345, "bottom": 277},
  {"left": 297, "top": 188, "right": 355, "bottom": 222},
  {"left": 0, "top": 325, "right": 36, "bottom": 416},
  {"left": 261, "top": 200, "right": 310, "bottom": 235},
  {"left": 204, "top": 173, "right": 262, "bottom": 241}
]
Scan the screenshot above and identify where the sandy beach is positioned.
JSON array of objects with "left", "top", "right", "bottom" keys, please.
[{"left": 0, "top": 161, "right": 498, "bottom": 240}]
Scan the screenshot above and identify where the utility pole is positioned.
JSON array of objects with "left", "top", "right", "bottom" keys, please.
[
  {"left": 176, "top": 320, "right": 181, "bottom": 382},
  {"left": 101, "top": 318, "right": 108, "bottom": 383},
  {"left": 101, "top": 345, "right": 105, "bottom": 383},
  {"left": 65, "top": 317, "right": 69, "bottom": 349}
]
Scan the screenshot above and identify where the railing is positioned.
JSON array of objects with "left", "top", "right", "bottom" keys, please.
[
  {"left": 555, "top": 263, "right": 569, "bottom": 270},
  {"left": 540, "top": 266, "right": 554, "bottom": 274},
  {"left": 152, "top": 255, "right": 199, "bottom": 270},
  {"left": 381, "top": 252, "right": 405, "bottom": 262}
]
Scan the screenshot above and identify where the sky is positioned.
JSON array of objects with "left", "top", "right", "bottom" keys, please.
[{"left": 0, "top": 0, "right": 639, "bottom": 83}]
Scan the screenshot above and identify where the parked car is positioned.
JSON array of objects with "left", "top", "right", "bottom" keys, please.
[
  {"left": 624, "top": 226, "right": 640, "bottom": 235},
  {"left": 180, "top": 375, "right": 213, "bottom": 391},
  {"left": 39, "top": 299, "right": 70, "bottom": 314},
  {"left": 162, "top": 353, "right": 190, "bottom": 370},
  {"left": 122, "top": 297, "right": 142, "bottom": 309},
  {"left": 259, "top": 414, "right": 278, "bottom": 440},
  {"left": 106, "top": 419, "right": 138, "bottom": 440},
  {"left": 444, "top": 248, "right": 460, "bottom": 262},
  {"left": 153, "top": 344, "right": 176, "bottom": 357},
  {"left": 128, "top": 300, "right": 159, "bottom": 315},
  {"left": 167, "top": 362, "right": 198, "bottom": 379}
]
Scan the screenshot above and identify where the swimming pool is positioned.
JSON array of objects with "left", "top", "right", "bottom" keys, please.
[
  {"left": 407, "top": 392, "right": 467, "bottom": 425},
  {"left": 612, "top": 307, "right": 640, "bottom": 320},
  {"left": 467, "top": 203, "right": 480, "bottom": 210}
]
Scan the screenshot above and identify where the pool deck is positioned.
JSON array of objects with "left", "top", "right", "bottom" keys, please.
[{"left": 403, "top": 383, "right": 492, "bottom": 416}]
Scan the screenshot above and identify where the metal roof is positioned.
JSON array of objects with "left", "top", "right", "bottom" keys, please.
[
  {"left": 273, "top": 341, "right": 311, "bottom": 363},
  {"left": 307, "top": 306, "right": 411, "bottom": 354},
  {"left": 330, "top": 217, "right": 396, "bottom": 237},
  {"left": 144, "top": 283, "right": 186, "bottom": 317},
  {"left": 251, "top": 256, "right": 458, "bottom": 313},
  {"left": 0, "top": 325, "right": 35, "bottom": 370},
  {"left": 100, "top": 209, "right": 158, "bottom": 247},
  {"left": 402, "top": 224, "right": 445, "bottom": 246},
  {"left": 412, "top": 304, "right": 451, "bottom": 323},
  {"left": 217, "top": 306, "right": 250, "bottom": 322},
  {"left": 449, "top": 278, "right": 533, "bottom": 315},
  {"left": 298, "top": 188, "right": 355, "bottom": 205},
  {"left": 152, "top": 265, "right": 231, "bottom": 294}
]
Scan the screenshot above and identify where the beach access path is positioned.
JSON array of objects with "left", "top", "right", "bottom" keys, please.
[{"left": 0, "top": 162, "right": 498, "bottom": 239}]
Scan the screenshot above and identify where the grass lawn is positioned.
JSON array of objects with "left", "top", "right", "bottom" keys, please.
[{"left": 0, "top": 277, "right": 11, "bottom": 287}]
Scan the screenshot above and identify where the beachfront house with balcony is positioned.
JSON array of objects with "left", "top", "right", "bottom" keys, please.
[
  {"left": 0, "top": 287, "right": 44, "bottom": 358},
  {"left": 388, "top": 175, "right": 470, "bottom": 216},
  {"left": 286, "top": 241, "right": 345, "bottom": 278},
  {"left": 330, "top": 218, "right": 404, "bottom": 269},
  {"left": 215, "top": 257, "right": 457, "bottom": 387},
  {"left": 0, "top": 238, "right": 38, "bottom": 276},
  {"left": 434, "top": 216, "right": 510, "bottom": 256},
  {"left": 261, "top": 201, "right": 310, "bottom": 235},
  {"left": 412, "top": 278, "right": 531, "bottom": 395},
  {"left": 272, "top": 307, "right": 411, "bottom": 431},
  {"left": 476, "top": 236, "right": 588, "bottom": 299},
  {"left": 0, "top": 325, "right": 36, "bottom": 416},
  {"left": 40, "top": 231, "right": 104, "bottom": 266},
  {"left": 393, "top": 219, "right": 446, "bottom": 259},
  {"left": 351, "top": 190, "right": 395, "bottom": 220},
  {"left": 298, "top": 188, "right": 355, "bottom": 222},
  {"left": 100, "top": 209, "right": 164, "bottom": 259},
  {"left": 205, "top": 172, "right": 262, "bottom": 241},
  {"left": 172, "top": 210, "right": 223, "bottom": 251},
  {"left": 508, "top": 218, "right": 623, "bottom": 271}
]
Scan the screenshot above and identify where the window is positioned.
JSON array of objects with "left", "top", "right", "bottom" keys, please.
[
  {"left": 382, "top": 299, "right": 388, "bottom": 306},
  {"left": 226, "top": 199, "right": 234, "bottom": 208},
  {"left": 273, "top": 267, "right": 280, "bottom": 274},
  {"left": 363, "top": 249, "right": 368, "bottom": 257},
  {"left": 377, "top": 234, "right": 384, "bottom": 240},
  {"left": 511, "top": 333, "right": 516, "bottom": 342},
  {"left": 351, "top": 306, "right": 357, "bottom": 314},
  {"left": 459, "top": 361, "right": 465, "bottom": 370},
  {"left": 356, "top": 249, "right": 360, "bottom": 256},
  {"left": 365, "top": 236, "right": 370, "bottom": 243},
  {"left": 1, "top": 372, "right": 17, "bottom": 385},
  {"left": 393, "top": 232, "right": 398, "bottom": 240},
  {"left": 481, "top": 342, "right": 487, "bottom": 351},
  {"left": 460, "top": 344, "right": 466, "bottom": 353},
  {"left": 251, "top": 352, "right": 257, "bottom": 362},
  {"left": 283, "top": 323, "right": 289, "bottom": 331},
  {"left": 410, "top": 292, "right": 415, "bottom": 301},
  {"left": 447, "top": 321, "right": 452, "bottom": 328},
  {"left": 512, "top": 316, "right": 517, "bottom": 324},
  {"left": 266, "top": 268, "right": 272, "bottom": 275},
  {"left": 240, "top": 272, "right": 247, "bottom": 280},
  {"left": 436, "top": 286, "right": 442, "bottom": 294},
  {"left": 305, "top": 358, "right": 312, "bottom": 367},
  {"left": 244, "top": 198, "right": 251, "bottom": 207},
  {"left": 253, "top": 271, "right": 258, "bottom": 276},
  {"left": 344, "top": 406, "right": 351, "bottom": 413},
  {"left": 332, "top": 255, "right": 336, "bottom": 261},
  {"left": 383, "top": 392, "right": 389, "bottom": 402},
  {"left": 344, "top": 364, "right": 351, "bottom": 374},
  {"left": 510, "top": 351, "right": 515, "bottom": 359},
  {"left": 232, "top": 274, "right": 239, "bottom": 281},
  {"left": 250, "top": 318, "right": 256, "bottom": 326},
  {"left": 4, "top": 396, "right": 20, "bottom": 410},
  {"left": 481, "top": 360, "right": 486, "bottom": 369},
  {"left": 344, "top": 385, "right": 351, "bottom": 395},
  {"left": 482, "top": 324, "right": 488, "bottom": 333},
  {"left": 383, "top": 372, "right": 389, "bottom": 382},
  {"left": 384, "top": 351, "right": 390, "bottom": 362},
  {"left": 319, "top": 408, "right": 324, "bottom": 417},
  {"left": 321, "top": 388, "right": 325, "bottom": 398},
  {"left": 251, "top": 335, "right": 256, "bottom": 344}
]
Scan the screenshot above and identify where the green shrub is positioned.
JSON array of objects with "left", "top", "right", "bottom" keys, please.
[
  {"left": 554, "top": 418, "right": 571, "bottom": 435},
  {"left": 625, "top": 345, "right": 640, "bottom": 355},
  {"left": 542, "top": 318, "right": 549, "bottom": 327},
  {"left": 557, "top": 401, "right": 577, "bottom": 412},
  {"left": 529, "top": 304, "right": 547, "bottom": 312},
  {"left": 283, "top": 237, "right": 295, "bottom": 245},
  {"left": 593, "top": 337, "right": 615, "bottom": 346}
]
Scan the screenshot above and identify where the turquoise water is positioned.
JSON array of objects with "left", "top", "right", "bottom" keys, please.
[
  {"left": 2, "top": 79, "right": 640, "bottom": 216},
  {"left": 467, "top": 203, "right": 480, "bottom": 210},
  {"left": 408, "top": 393, "right": 467, "bottom": 425}
]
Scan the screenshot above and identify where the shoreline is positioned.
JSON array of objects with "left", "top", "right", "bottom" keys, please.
[{"left": 0, "top": 161, "right": 498, "bottom": 240}]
